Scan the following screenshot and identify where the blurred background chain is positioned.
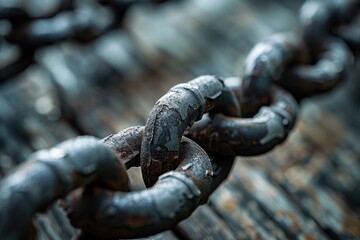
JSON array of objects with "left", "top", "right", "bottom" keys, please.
[
  {"left": 0, "top": 0, "right": 359, "bottom": 239},
  {"left": 0, "top": 0, "right": 175, "bottom": 83}
]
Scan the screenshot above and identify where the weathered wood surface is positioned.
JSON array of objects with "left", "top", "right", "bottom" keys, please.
[{"left": 0, "top": 0, "right": 359, "bottom": 239}]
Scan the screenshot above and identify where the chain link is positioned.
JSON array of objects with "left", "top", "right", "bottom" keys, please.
[
  {"left": 0, "top": 0, "right": 359, "bottom": 239},
  {"left": 0, "top": 0, "right": 173, "bottom": 83}
]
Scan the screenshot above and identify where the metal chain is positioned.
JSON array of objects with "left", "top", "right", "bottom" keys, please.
[
  {"left": 0, "top": 0, "right": 359, "bottom": 239},
  {"left": 0, "top": 0, "right": 174, "bottom": 83}
]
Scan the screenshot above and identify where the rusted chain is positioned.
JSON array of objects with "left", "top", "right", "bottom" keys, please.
[
  {"left": 300, "top": 0, "right": 359, "bottom": 50},
  {"left": 276, "top": 37, "right": 353, "bottom": 100},
  {"left": 0, "top": 46, "right": 35, "bottom": 83},
  {"left": 0, "top": 0, "right": 177, "bottom": 81},
  {"left": 3, "top": 1, "right": 121, "bottom": 47},
  {"left": 0, "top": 0, "right": 359, "bottom": 239},
  {"left": 238, "top": 33, "right": 307, "bottom": 117},
  {"left": 0, "top": 136, "right": 129, "bottom": 239},
  {"left": 1, "top": 0, "right": 177, "bottom": 47},
  {"left": 64, "top": 126, "right": 217, "bottom": 239},
  {"left": 0, "top": 0, "right": 73, "bottom": 20},
  {"left": 186, "top": 81, "right": 298, "bottom": 157},
  {"left": 140, "top": 75, "right": 241, "bottom": 187},
  {"left": 335, "top": 13, "right": 360, "bottom": 50}
]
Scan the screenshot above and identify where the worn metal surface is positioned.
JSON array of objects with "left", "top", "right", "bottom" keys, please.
[
  {"left": 186, "top": 82, "right": 298, "bottom": 156},
  {"left": 141, "top": 75, "right": 240, "bottom": 186},
  {"left": 64, "top": 127, "right": 215, "bottom": 239},
  {"left": 277, "top": 37, "right": 353, "bottom": 100},
  {"left": 239, "top": 33, "right": 306, "bottom": 116},
  {"left": 0, "top": 137, "right": 129, "bottom": 239},
  {"left": 299, "top": 0, "right": 360, "bottom": 49},
  {"left": 0, "top": 0, "right": 359, "bottom": 239}
]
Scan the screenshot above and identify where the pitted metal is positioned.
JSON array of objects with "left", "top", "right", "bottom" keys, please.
[
  {"left": 0, "top": 0, "right": 359, "bottom": 239},
  {"left": 63, "top": 128, "right": 215, "bottom": 239},
  {"left": 239, "top": 33, "right": 307, "bottom": 117},
  {"left": 140, "top": 75, "right": 240, "bottom": 187},
  {"left": 0, "top": 136, "right": 129, "bottom": 240},
  {"left": 186, "top": 83, "right": 298, "bottom": 157}
]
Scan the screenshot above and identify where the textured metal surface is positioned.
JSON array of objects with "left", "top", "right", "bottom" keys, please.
[
  {"left": 187, "top": 81, "right": 298, "bottom": 156},
  {"left": 239, "top": 33, "right": 306, "bottom": 116},
  {"left": 0, "top": 137, "right": 129, "bottom": 239},
  {"left": 140, "top": 75, "right": 240, "bottom": 186},
  {"left": 0, "top": 0, "right": 359, "bottom": 239},
  {"left": 64, "top": 128, "right": 214, "bottom": 239}
]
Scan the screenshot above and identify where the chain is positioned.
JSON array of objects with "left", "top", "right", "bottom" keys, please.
[
  {"left": 0, "top": 0, "right": 359, "bottom": 239},
  {"left": 0, "top": 0, "right": 174, "bottom": 83}
]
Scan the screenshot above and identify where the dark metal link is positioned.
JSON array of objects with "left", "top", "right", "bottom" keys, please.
[
  {"left": 335, "top": 13, "right": 360, "bottom": 50},
  {"left": 239, "top": 29, "right": 354, "bottom": 107},
  {"left": 0, "top": 0, "right": 73, "bottom": 20},
  {"left": 0, "top": 0, "right": 358, "bottom": 239},
  {"left": 276, "top": 37, "right": 353, "bottom": 100},
  {"left": 300, "top": 0, "right": 360, "bottom": 51},
  {"left": 102, "top": 126, "right": 234, "bottom": 195},
  {"left": 3, "top": 0, "right": 177, "bottom": 47},
  {"left": 0, "top": 46, "right": 35, "bottom": 83},
  {"left": 239, "top": 33, "right": 307, "bottom": 117},
  {"left": 101, "top": 125, "right": 144, "bottom": 169},
  {"left": 186, "top": 80, "right": 298, "bottom": 157},
  {"left": 63, "top": 126, "right": 215, "bottom": 239},
  {"left": 0, "top": 125, "right": 234, "bottom": 240},
  {"left": 0, "top": 136, "right": 129, "bottom": 239},
  {"left": 4, "top": 2, "right": 119, "bottom": 47},
  {"left": 140, "top": 75, "right": 241, "bottom": 187},
  {"left": 0, "top": 0, "right": 179, "bottom": 81}
]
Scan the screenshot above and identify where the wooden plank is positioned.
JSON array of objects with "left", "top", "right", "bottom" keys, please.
[
  {"left": 176, "top": 206, "right": 238, "bottom": 240},
  {"left": 229, "top": 160, "right": 327, "bottom": 239},
  {"left": 210, "top": 182, "right": 288, "bottom": 239}
]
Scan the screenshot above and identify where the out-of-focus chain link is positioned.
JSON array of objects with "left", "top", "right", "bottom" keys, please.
[
  {"left": 0, "top": 0, "right": 358, "bottom": 239},
  {"left": 0, "top": 0, "right": 174, "bottom": 83}
]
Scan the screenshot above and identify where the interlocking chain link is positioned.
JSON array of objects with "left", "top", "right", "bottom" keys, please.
[
  {"left": 0, "top": 0, "right": 173, "bottom": 83},
  {"left": 0, "top": 0, "right": 359, "bottom": 239}
]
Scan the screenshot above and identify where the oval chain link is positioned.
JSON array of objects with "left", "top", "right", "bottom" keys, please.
[{"left": 0, "top": 0, "right": 358, "bottom": 239}]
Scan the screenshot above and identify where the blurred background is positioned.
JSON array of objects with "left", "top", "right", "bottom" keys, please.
[{"left": 0, "top": 0, "right": 359, "bottom": 239}]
